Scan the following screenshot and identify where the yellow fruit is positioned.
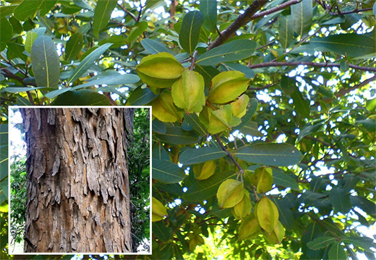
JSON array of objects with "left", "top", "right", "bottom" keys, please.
[
  {"left": 152, "top": 197, "right": 167, "bottom": 222},
  {"left": 232, "top": 189, "right": 252, "bottom": 219},
  {"left": 238, "top": 213, "right": 261, "bottom": 240},
  {"left": 231, "top": 94, "right": 250, "bottom": 118},
  {"left": 193, "top": 160, "right": 216, "bottom": 180},
  {"left": 263, "top": 221, "right": 285, "bottom": 244},
  {"left": 206, "top": 105, "right": 241, "bottom": 134},
  {"left": 150, "top": 90, "right": 183, "bottom": 123},
  {"left": 256, "top": 167, "right": 273, "bottom": 193},
  {"left": 208, "top": 71, "right": 250, "bottom": 104},
  {"left": 217, "top": 179, "right": 245, "bottom": 209},
  {"left": 256, "top": 197, "right": 279, "bottom": 234}
]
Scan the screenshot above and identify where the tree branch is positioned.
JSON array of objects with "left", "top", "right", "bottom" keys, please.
[
  {"left": 335, "top": 74, "right": 376, "bottom": 98},
  {"left": 208, "top": 0, "right": 269, "bottom": 50},
  {"left": 251, "top": 0, "right": 301, "bottom": 20},
  {"left": 248, "top": 61, "right": 376, "bottom": 72}
]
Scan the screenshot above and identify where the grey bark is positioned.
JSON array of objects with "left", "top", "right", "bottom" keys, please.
[{"left": 20, "top": 108, "right": 133, "bottom": 253}]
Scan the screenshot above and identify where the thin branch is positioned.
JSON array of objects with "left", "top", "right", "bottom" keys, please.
[
  {"left": 208, "top": 0, "right": 269, "bottom": 50},
  {"left": 251, "top": 0, "right": 301, "bottom": 20},
  {"left": 214, "top": 134, "right": 243, "bottom": 172},
  {"left": 117, "top": 3, "right": 137, "bottom": 21},
  {"left": 248, "top": 61, "right": 376, "bottom": 73},
  {"left": 189, "top": 51, "right": 198, "bottom": 70},
  {"left": 335, "top": 74, "right": 376, "bottom": 98}
]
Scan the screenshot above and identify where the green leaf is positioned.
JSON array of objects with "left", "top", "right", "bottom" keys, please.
[
  {"left": 31, "top": 36, "right": 60, "bottom": 88},
  {"left": 0, "top": 178, "right": 8, "bottom": 205},
  {"left": 273, "top": 169, "right": 300, "bottom": 191},
  {"left": 239, "top": 121, "right": 263, "bottom": 137},
  {"left": 155, "top": 126, "right": 199, "bottom": 145},
  {"left": 357, "top": 119, "right": 376, "bottom": 133},
  {"left": 152, "top": 119, "right": 166, "bottom": 134},
  {"left": 236, "top": 98, "right": 258, "bottom": 129},
  {"left": 184, "top": 113, "right": 207, "bottom": 135},
  {"left": 200, "top": 0, "right": 217, "bottom": 33},
  {"left": 3, "top": 86, "right": 50, "bottom": 93},
  {"left": 0, "top": 5, "right": 17, "bottom": 17},
  {"left": 67, "top": 43, "right": 113, "bottom": 84},
  {"left": 291, "top": 0, "right": 312, "bottom": 37},
  {"left": 342, "top": 236, "right": 375, "bottom": 253},
  {"left": 179, "top": 147, "right": 227, "bottom": 165},
  {"left": 14, "top": 0, "right": 57, "bottom": 21},
  {"left": 152, "top": 143, "right": 170, "bottom": 161},
  {"left": 17, "top": 96, "right": 32, "bottom": 106},
  {"left": 179, "top": 11, "right": 203, "bottom": 54},
  {"left": 292, "top": 89, "right": 310, "bottom": 118},
  {"left": 221, "top": 63, "right": 254, "bottom": 79},
  {"left": 183, "top": 171, "right": 236, "bottom": 202},
  {"left": 153, "top": 221, "right": 173, "bottom": 242},
  {"left": 196, "top": 39, "right": 257, "bottom": 66},
  {"left": 92, "top": 0, "right": 117, "bottom": 38},
  {"left": 373, "top": 2, "right": 376, "bottom": 17},
  {"left": 329, "top": 188, "right": 352, "bottom": 214},
  {"left": 366, "top": 97, "right": 376, "bottom": 111},
  {"left": 271, "top": 198, "right": 294, "bottom": 231},
  {"left": 307, "top": 236, "right": 336, "bottom": 250},
  {"left": 0, "top": 17, "right": 13, "bottom": 51},
  {"left": 235, "top": 143, "right": 303, "bottom": 166},
  {"left": 51, "top": 90, "right": 111, "bottom": 105},
  {"left": 127, "top": 21, "right": 148, "bottom": 45},
  {"left": 127, "top": 87, "right": 158, "bottom": 105},
  {"left": 141, "top": 39, "right": 172, "bottom": 54},
  {"left": 152, "top": 159, "right": 186, "bottom": 184},
  {"left": 0, "top": 124, "right": 8, "bottom": 182},
  {"left": 279, "top": 15, "right": 294, "bottom": 49},
  {"left": 65, "top": 32, "right": 84, "bottom": 61},
  {"left": 194, "top": 65, "right": 220, "bottom": 87},
  {"left": 72, "top": 72, "right": 140, "bottom": 90},
  {"left": 297, "top": 121, "right": 325, "bottom": 141},
  {"left": 25, "top": 31, "right": 38, "bottom": 54},
  {"left": 350, "top": 196, "right": 376, "bottom": 217},
  {"left": 7, "top": 42, "right": 27, "bottom": 61},
  {"left": 328, "top": 242, "right": 347, "bottom": 260}
]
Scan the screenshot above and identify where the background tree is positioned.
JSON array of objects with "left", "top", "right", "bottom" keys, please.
[{"left": 0, "top": 0, "right": 375, "bottom": 259}]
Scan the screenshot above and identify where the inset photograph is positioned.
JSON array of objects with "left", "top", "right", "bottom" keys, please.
[{"left": 9, "top": 107, "right": 151, "bottom": 254}]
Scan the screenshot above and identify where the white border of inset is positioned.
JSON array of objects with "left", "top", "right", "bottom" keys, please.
[{"left": 8, "top": 106, "right": 152, "bottom": 255}]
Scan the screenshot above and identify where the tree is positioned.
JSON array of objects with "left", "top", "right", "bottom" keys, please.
[
  {"left": 19, "top": 108, "right": 133, "bottom": 253},
  {"left": 0, "top": 0, "right": 375, "bottom": 259}
]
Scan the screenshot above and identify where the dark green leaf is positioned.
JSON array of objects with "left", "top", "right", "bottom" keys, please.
[
  {"left": 92, "top": 0, "right": 117, "bottom": 38},
  {"left": 307, "top": 236, "right": 336, "bottom": 250},
  {"left": 271, "top": 198, "right": 294, "bottom": 231},
  {"left": 179, "top": 11, "right": 203, "bottom": 54},
  {"left": 152, "top": 143, "right": 170, "bottom": 161},
  {"left": 329, "top": 188, "right": 352, "bottom": 214},
  {"left": 156, "top": 126, "right": 199, "bottom": 145},
  {"left": 153, "top": 221, "right": 173, "bottom": 242},
  {"left": 350, "top": 196, "right": 376, "bottom": 217},
  {"left": 291, "top": 0, "right": 312, "bottom": 37},
  {"left": 200, "top": 0, "right": 217, "bottom": 33},
  {"left": 298, "top": 121, "right": 325, "bottom": 141},
  {"left": 14, "top": 0, "right": 56, "bottom": 21},
  {"left": 0, "top": 124, "right": 8, "bottom": 182},
  {"left": 0, "top": 17, "right": 13, "bottom": 51},
  {"left": 2, "top": 87, "right": 50, "bottom": 93},
  {"left": 65, "top": 32, "right": 84, "bottom": 61},
  {"left": 127, "top": 87, "right": 158, "bottom": 105},
  {"left": 235, "top": 143, "right": 303, "bottom": 166},
  {"left": 67, "top": 43, "right": 113, "bottom": 84},
  {"left": 179, "top": 147, "right": 227, "bottom": 165},
  {"left": 152, "top": 119, "right": 166, "bottom": 134},
  {"left": 273, "top": 169, "right": 300, "bottom": 191},
  {"left": 194, "top": 65, "right": 220, "bottom": 87},
  {"left": 72, "top": 73, "right": 140, "bottom": 90},
  {"left": 239, "top": 121, "right": 262, "bottom": 137},
  {"left": 141, "top": 39, "right": 172, "bottom": 54},
  {"left": 7, "top": 42, "right": 27, "bottom": 61},
  {"left": 279, "top": 15, "right": 294, "bottom": 49},
  {"left": 152, "top": 159, "right": 185, "bottom": 184},
  {"left": 31, "top": 36, "right": 60, "bottom": 88},
  {"left": 196, "top": 39, "right": 257, "bottom": 65},
  {"left": 184, "top": 113, "right": 207, "bottom": 135},
  {"left": 357, "top": 119, "right": 376, "bottom": 132},
  {"left": 292, "top": 89, "right": 310, "bottom": 118},
  {"left": 183, "top": 171, "right": 236, "bottom": 202},
  {"left": 342, "top": 236, "right": 375, "bottom": 253},
  {"left": 328, "top": 242, "right": 347, "bottom": 260},
  {"left": 51, "top": 90, "right": 111, "bottom": 105},
  {"left": 127, "top": 21, "right": 148, "bottom": 45},
  {"left": 221, "top": 63, "right": 254, "bottom": 79}
]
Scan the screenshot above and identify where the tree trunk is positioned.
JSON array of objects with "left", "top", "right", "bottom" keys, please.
[{"left": 20, "top": 108, "right": 132, "bottom": 253}]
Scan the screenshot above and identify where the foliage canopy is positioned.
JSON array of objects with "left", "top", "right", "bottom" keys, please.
[{"left": 0, "top": 0, "right": 375, "bottom": 259}]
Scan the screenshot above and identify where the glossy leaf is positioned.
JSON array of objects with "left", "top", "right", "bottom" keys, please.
[
  {"left": 235, "top": 143, "right": 303, "bottom": 166},
  {"left": 196, "top": 39, "right": 257, "bottom": 66},
  {"left": 184, "top": 113, "right": 207, "bottom": 136},
  {"left": 279, "top": 15, "right": 294, "bottom": 49},
  {"left": 31, "top": 36, "right": 60, "bottom": 88},
  {"left": 14, "top": 0, "right": 57, "bottom": 21},
  {"left": 239, "top": 121, "right": 262, "bottom": 137},
  {"left": 179, "top": 11, "right": 203, "bottom": 54},
  {"left": 127, "top": 87, "right": 158, "bottom": 105},
  {"left": 291, "top": 0, "right": 312, "bottom": 37},
  {"left": 51, "top": 90, "right": 111, "bottom": 105},
  {"left": 67, "top": 43, "right": 113, "bottom": 84},
  {"left": 92, "top": 0, "right": 117, "bottom": 37},
  {"left": 328, "top": 242, "right": 346, "bottom": 260},
  {"left": 152, "top": 159, "right": 185, "bottom": 184},
  {"left": 329, "top": 188, "right": 352, "bottom": 214},
  {"left": 65, "top": 32, "right": 84, "bottom": 61},
  {"left": 183, "top": 171, "right": 236, "bottom": 202},
  {"left": 152, "top": 119, "right": 166, "bottom": 134},
  {"left": 307, "top": 236, "right": 336, "bottom": 250},
  {"left": 179, "top": 147, "right": 227, "bottom": 165},
  {"left": 72, "top": 72, "right": 140, "bottom": 89},
  {"left": 155, "top": 126, "right": 199, "bottom": 145},
  {"left": 273, "top": 169, "right": 300, "bottom": 191},
  {"left": 141, "top": 39, "right": 172, "bottom": 54},
  {"left": 200, "top": 0, "right": 217, "bottom": 33}
]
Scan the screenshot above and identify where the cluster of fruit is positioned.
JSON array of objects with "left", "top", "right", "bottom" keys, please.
[{"left": 136, "top": 52, "right": 250, "bottom": 134}]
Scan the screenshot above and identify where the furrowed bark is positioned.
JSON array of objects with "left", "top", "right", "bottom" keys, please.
[{"left": 20, "top": 108, "right": 132, "bottom": 253}]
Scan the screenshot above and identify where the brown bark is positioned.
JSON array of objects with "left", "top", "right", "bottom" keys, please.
[{"left": 20, "top": 108, "right": 133, "bottom": 253}]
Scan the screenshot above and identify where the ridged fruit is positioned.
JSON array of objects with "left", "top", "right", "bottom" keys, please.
[
  {"left": 171, "top": 70, "right": 205, "bottom": 113},
  {"left": 231, "top": 94, "right": 250, "bottom": 118},
  {"left": 136, "top": 52, "right": 184, "bottom": 89},
  {"left": 255, "top": 196, "right": 279, "bottom": 234},
  {"left": 256, "top": 167, "right": 273, "bottom": 193},
  {"left": 238, "top": 214, "right": 261, "bottom": 240},
  {"left": 217, "top": 179, "right": 245, "bottom": 209},
  {"left": 150, "top": 90, "right": 183, "bottom": 123},
  {"left": 206, "top": 105, "right": 241, "bottom": 134},
  {"left": 152, "top": 197, "right": 167, "bottom": 222},
  {"left": 207, "top": 71, "right": 249, "bottom": 104},
  {"left": 232, "top": 189, "right": 252, "bottom": 219},
  {"left": 263, "top": 221, "right": 285, "bottom": 244},
  {"left": 193, "top": 160, "right": 216, "bottom": 180}
]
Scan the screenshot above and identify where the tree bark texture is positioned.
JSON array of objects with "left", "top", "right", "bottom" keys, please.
[{"left": 20, "top": 108, "right": 133, "bottom": 253}]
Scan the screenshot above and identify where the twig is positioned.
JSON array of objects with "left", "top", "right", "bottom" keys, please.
[
  {"left": 214, "top": 134, "right": 243, "bottom": 172},
  {"left": 335, "top": 74, "right": 376, "bottom": 98},
  {"left": 117, "top": 3, "right": 137, "bottom": 21},
  {"left": 189, "top": 51, "right": 198, "bottom": 70},
  {"left": 251, "top": 0, "right": 301, "bottom": 20}
]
